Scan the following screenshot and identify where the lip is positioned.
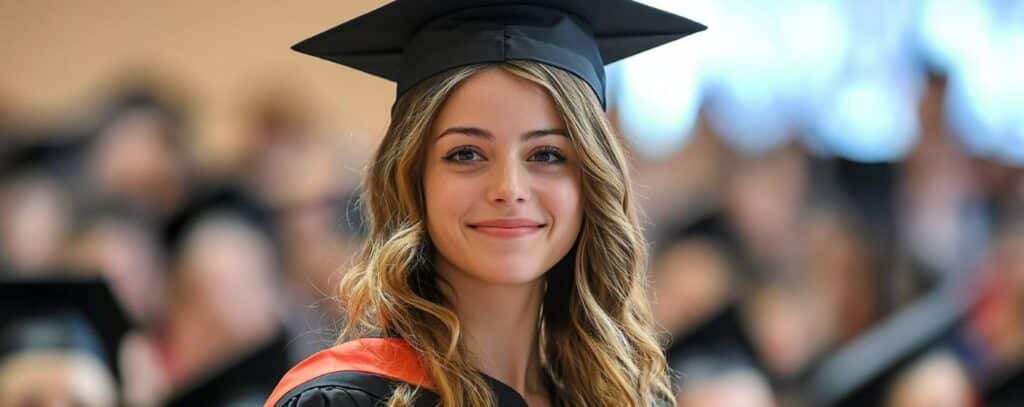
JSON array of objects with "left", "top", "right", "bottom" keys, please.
[{"left": 468, "top": 218, "right": 546, "bottom": 239}]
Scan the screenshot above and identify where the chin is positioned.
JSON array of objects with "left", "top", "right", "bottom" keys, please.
[{"left": 463, "top": 258, "right": 550, "bottom": 286}]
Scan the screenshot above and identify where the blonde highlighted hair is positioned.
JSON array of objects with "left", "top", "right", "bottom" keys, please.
[{"left": 338, "top": 60, "right": 672, "bottom": 406}]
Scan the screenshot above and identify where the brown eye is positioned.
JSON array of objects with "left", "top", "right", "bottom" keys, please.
[
  {"left": 443, "top": 147, "right": 485, "bottom": 164},
  {"left": 528, "top": 147, "right": 566, "bottom": 164}
]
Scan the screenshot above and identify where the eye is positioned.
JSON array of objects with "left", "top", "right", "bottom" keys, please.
[
  {"left": 443, "top": 146, "right": 485, "bottom": 164},
  {"left": 528, "top": 147, "right": 566, "bottom": 164}
]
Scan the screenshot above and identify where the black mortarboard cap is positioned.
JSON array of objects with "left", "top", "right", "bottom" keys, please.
[
  {"left": 807, "top": 282, "right": 974, "bottom": 407},
  {"left": 292, "top": 0, "right": 706, "bottom": 108},
  {"left": 0, "top": 277, "right": 132, "bottom": 384},
  {"left": 657, "top": 212, "right": 756, "bottom": 279},
  {"left": 164, "top": 330, "right": 290, "bottom": 407},
  {"left": 161, "top": 186, "right": 280, "bottom": 267},
  {"left": 0, "top": 134, "right": 86, "bottom": 181}
]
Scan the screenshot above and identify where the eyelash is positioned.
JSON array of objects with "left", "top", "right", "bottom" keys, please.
[
  {"left": 442, "top": 146, "right": 566, "bottom": 165},
  {"left": 530, "top": 146, "right": 567, "bottom": 163}
]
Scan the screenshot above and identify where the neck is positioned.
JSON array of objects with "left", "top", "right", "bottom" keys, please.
[{"left": 436, "top": 260, "right": 548, "bottom": 399}]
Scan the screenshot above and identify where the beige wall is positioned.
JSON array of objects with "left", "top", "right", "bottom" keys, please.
[{"left": 1, "top": 0, "right": 395, "bottom": 162}]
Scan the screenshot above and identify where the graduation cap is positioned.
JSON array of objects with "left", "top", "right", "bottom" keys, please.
[
  {"left": 0, "top": 277, "right": 132, "bottom": 384},
  {"left": 292, "top": 0, "right": 706, "bottom": 108},
  {"left": 656, "top": 212, "right": 756, "bottom": 279},
  {"left": 0, "top": 135, "right": 86, "bottom": 181},
  {"left": 164, "top": 330, "right": 290, "bottom": 407},
  {"left": 807, "top": 281, "right": 975, "bottom": 407},
  {"left": 161, "top": 186, "right": 281, "bottom": 268}
]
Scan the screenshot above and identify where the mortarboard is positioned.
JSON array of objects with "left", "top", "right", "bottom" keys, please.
[
  {"left": 0, "top": 141, "right": 62, "bottom": 178},
  {"left": 0, "top": 276, "right": 133, "bottom": 384},
  {"left": 0, "top": 134, "right": 87, "bottom": 182},
  {"left": 161, "top": 186, "right": 280, "bottom": 268},
  {"left": 291, "top": 0, "right": 706, "bottom": 108},
  {"left": 164, "top": 330, "right": 290, "bottom": 407}
]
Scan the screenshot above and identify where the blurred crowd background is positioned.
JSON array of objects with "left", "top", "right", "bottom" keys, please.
[{"left": 1, "top": 0, "right": 1022, "bottom": 406}]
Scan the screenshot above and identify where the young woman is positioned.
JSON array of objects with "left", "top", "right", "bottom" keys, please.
[{"left": 266, "top": 1, "right": 704, "bottom": 406}]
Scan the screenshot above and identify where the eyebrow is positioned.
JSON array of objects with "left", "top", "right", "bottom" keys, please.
[{"left": 436, "top": 127, "right": 567, "bottom": 141}]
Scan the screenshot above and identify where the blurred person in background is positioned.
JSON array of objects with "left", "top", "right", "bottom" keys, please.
[
  {"left": 233, "top": 86, "right": 362, "bottom": 297},
  {"left": 144, "top": 187, "right": 284, "bottom": 404},
  {"left": 67, "top": 206, "right": 167, "bottom": 327},
  {"left": 82, "top": 87, "right": 195, "bottom": 225},
  {"left": 229, "top": 85, "right": 331, "bottom": 208},
  {"left": 717, "top": 146, "right": 842, "bottom": 381},
  {"left": 799, "top": 201, "right": 880, "bottom": 346},
  {"left": 65, "top": 206, "right": 169, "bottom": 406},
  {"left": 665, "top": 305, "right": 775, "bottom": 407},
  {"left": 275, "top": 189, "right": 364, "bottom": 362},
  {"left": 227, "top": 86, "right": 368, "bottom": 362},
  {"left": 651, "top": 234, "right": 733, "bottom": 338},
  {"left": 884, "top": 349, "right": 975, "bottom": 407},
  {"left": 650, "top": 213, "right": 747, "bottom": 339},
  {"left": 722, "top": 145, "right": 809, "bottom": 279},
  {"left": 0, "top": 143, "right": 78, "bottom": 276},
  {"left": 0, "top": 279, "right": 130, "bottom": 407},
  {"left": 746, "top": 282, "right": 832, "bottom": 385},
  {"left": 651, "top": 214, "right": 782, "bottom": 405},
  {"left": 807, "top": 279, "right": 980, "bottom": 407}
]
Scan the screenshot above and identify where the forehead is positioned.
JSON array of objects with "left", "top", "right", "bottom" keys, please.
[{"left": 431, "top": 68, "right": 564, "bottom": 136}]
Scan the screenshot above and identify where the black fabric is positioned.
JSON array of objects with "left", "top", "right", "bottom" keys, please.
[
  {"left": 274, "top": 371, "right": 532, "bottom": 407},
  {"left": 291, "top": 0, "right": 706, "bottom": 109},
  {"left": 986, "top": 364, "right": 1024, "bottom": 407},
  {"left": 481, "top": 374, "right": 530, "bottom": 407},
  {"left": 164, "top": 331, "right": 290, "bottom": 407},
  {"left": 665, "top": 305, "right": 765, "bottom": 384}
]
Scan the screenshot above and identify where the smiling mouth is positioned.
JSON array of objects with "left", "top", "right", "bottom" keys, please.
[{"left": 467, "top": 223, "right": 546, "bottom": 238}]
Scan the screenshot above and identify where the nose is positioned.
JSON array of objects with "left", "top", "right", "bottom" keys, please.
[{"left": 486, "top": 156, "right": 530, "bottom": 205}]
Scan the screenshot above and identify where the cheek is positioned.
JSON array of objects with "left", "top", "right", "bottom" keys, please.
[
  {"left": 556, "top": 175, "right": 582, "bottom": 218},
  {"left": 422, "top": 165, "right": 474, "bottom": 238},
  {"left": 542, "top": 176, "right": 583, "bottom": 237}
]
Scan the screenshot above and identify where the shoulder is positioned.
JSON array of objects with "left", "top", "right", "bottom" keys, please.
[{"left": 264, "top": 338, "right": 435, "bottom": 407}]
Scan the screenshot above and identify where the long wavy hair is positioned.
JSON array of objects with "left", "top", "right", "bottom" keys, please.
[{"left": 337, "top": 60, "right": 673, "bottom": 406}]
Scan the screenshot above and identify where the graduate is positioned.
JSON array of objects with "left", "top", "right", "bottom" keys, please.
[
  {"left": 267, "top": 1, "right": 705, "bottom": 406},
  {"left": 0, "top": 278, "right": 131, "bottom": 407},
  {"left": 157, "top": 186, "right": 284, "bottom": 390},
  {"left": 807, "top": 282, "right": 978, "bottom": 407}
]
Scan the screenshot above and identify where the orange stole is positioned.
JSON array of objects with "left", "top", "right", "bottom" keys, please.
[{"left": 263, "top": 338, "right": 434, "bottom": 407}]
